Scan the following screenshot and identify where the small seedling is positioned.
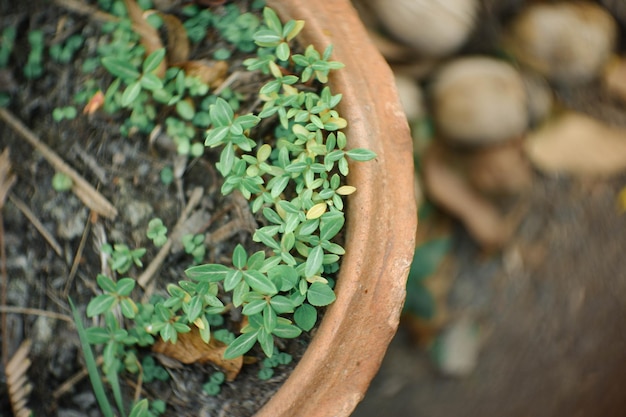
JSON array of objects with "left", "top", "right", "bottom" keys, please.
[
  {"left": 24, "top": 30, "right": 44, "bottom": 79},
  {"left": 0, "top": 26, "right": 16, "bottom": 68},
  {"left": 202, "top": 371, "right": 226, "bottom": 396},
  {"left": 140, "top": 355, "right": 169, "bottom": 383},
  {"left": 146, "top": 218, "right": 168, "bottom": 247},
  {"left": 182, "top": 233, "right": 206, "bottom": 264},
  {"left": 52, "top": 106, "right": 78, "bottom": 121},
  {"left": 52, "top": 172, "right": 73, "bottom": 191},
  {"left": 258, "top": 350, "right": 292, "bottom": 380},
  {"left": 101, "top": 243, "right": 146, "bottom": 274},
  {"left": 50, "top": 34, "right": 84, "bottom": 64}
]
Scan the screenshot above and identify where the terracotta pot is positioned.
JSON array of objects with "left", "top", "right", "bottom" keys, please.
[{"left": 257, "top": 1, "right": 417, "bottom": 416}]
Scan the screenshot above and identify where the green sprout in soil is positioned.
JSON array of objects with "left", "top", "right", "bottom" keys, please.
[
  {"left": 202, "top": 371, "right": 226, "bottom": 396},
  {"left": 0, "top": 26, "right": 16, "bottom": 68},
  {"left": 59, "top": 1, "right": 376, "bottom": 415},
  {"left": 24, "top": 29, "right": 44, "bottom": 79}
]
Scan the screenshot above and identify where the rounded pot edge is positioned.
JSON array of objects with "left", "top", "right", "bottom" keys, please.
[{"left": 258, "top": 1, "right": 417, "bottom": 416}]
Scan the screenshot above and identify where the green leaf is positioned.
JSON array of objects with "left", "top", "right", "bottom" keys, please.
[
  {"left": 121, "top": 81, "right": 141, "bottom": 107},
  {"left": 242, "top": 299, "right": 266, "bottom": 316},
  {"left": 140, "top": 73, "right": 163, "bottom": 91},
  {"left": 294, "top": 303, "right": 317, "bottom": 331},
  {"left": 97, "top": 274, "right": 116, "bottom": 293},
  {"left": 247, "top": 251, "right": 266, "bottom": 270},
  {"left": 129, "top": 399, "right": 149, "bottom": 417},
  {"left": 85, "top": 327, "right": 110, "bottom": 344},
  {"left": 176, "top": 99, "right": 195, "bottom": 120},
  {"left": 185, "top": 264, "right": 230, "bottom": 282},
  {"left": 101, "top": 57, "right": 140, "bottom": 81},
  {"left": 263, "top": 7, "right": 282, "bottom": 33},
  {"left": 210, "top": 97, "right": 234, "bottom": 126},
  {"left": 271, "top": 321, "right": 302, "bottom": 339},
  {"left": 224, "top": 269, "right": 243, "bottom": 292},
  {"left": 183, "top": 295, "right": 203, "bottom": 323},
  {"left": 86, "top": 294, "right": 117, "bottom": 317},
  {"left": 258, "top": 327, "right": 274, "bottom": 357},
  {"left": 233, "top": 280, "right": 250, "bottom": 307},
  {"left": 305, "top": 245, "right": 324, "bottom": 278},
  {"left": 69, "top": 298, "right": 115, "bottom": 417},
  {"left": 319, "top": 211, "right": 345, "bottom": 241},
  {"left": 232, "top": 244, "right": 247, "bottom": 269},
  {"left": 244, "top": 270, "right": 278, "bottom": 295},
  {"left": 120, "top": 298, "right": 137, "bottom": 319},
  {"left": 346, "top": 148, "right": 376, "bottom": 162},
  {"left": 116, "top": 278, "right": 136, "bottom": 296},
  {"left": 276, "top": 42, "right": 290, "bottom": 61},
  {"left": 218, "top": 143, "right": 235, "bottom": 176},
  {"left": 268, "top": 265, "right": 298, "bottom": 292},
  {"left": 205, "top": 126, "right": 229, "bottom": 147},
  {"left": 263, "top": 304, "right": 277, "bottom": 333},
  {"left": 142, "top": 48, "right": 165, "bottom": 73},
  {"left": 307, "top": 282, "right": 336, "bottom": 307},
  {"left": 253, "top": 228, "right": 280, "bottom": 251},
  {"left": 262, "top": 207, "right": 283, "bottom": 225},
  {"left": 223, "top": 329, "right": 259, "bottom": 359},
  {"left": 104, "top": 361, "right": 125, "bottom": 417},
  {"left": 270, "top": 295, "right": 294, "bottom": 314}
]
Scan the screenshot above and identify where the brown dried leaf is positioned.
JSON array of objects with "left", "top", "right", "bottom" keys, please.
[
  {"left": 152, "top": 328, "right": 243, "bottom": 381},
  {"left": 525, "top": 111, "right": 626, "bottom": 177},
  {"left": 160, "top": 12, "right": 190, "bottom": 64},
  {"left": 0, "top": 148, "right": 16, "bottom": 207},
  {"left": 179, "top": 60, "right": 229, "bottom": 88},
  {"left": 6, "top": 339, "right": 33, "bottom": 417},
  {"left": 124, "top": 0, "right": 167, "bottom": 77},
  {"left": 422, "top": 143, "right": 514, "bottom": 249},
  {"left": 83, "top": 90, "right": 105, "bottom": 115}
]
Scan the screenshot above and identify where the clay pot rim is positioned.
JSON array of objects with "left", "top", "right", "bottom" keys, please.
[{"left": 258, "top": 1, "right": 417, "bottom": 416}]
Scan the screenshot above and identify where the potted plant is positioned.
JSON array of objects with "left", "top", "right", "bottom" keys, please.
[{"left": 255, "top": 1, "right": 416, "bottom": 416}]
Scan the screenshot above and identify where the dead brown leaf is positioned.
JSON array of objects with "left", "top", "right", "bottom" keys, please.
[
  {"left": 6, "top": 339, "right": 33, "bottom": 417},
  {"left": 82, "top": 90, "right": 105, "bottom": 115},
  {"left": 524, "top": 110, "right": 626, "bottom": 176},
  {"left": 422, "top": 143, "right": 516, "bottom": 250},
  {"left": 465, "top": 138, "right": 533, "bottom": 196},
  {"left": 152, "top": 328, "right": 243, "bottom": 381},
  {"left": 124, "top": 0, "right": 167, "bottom": 77},
  {"left": 179, "top": 60, "right": 229, "bottom": 88},
  {"left": 157, "top": 12, "right": 190, "bottom": 65}
]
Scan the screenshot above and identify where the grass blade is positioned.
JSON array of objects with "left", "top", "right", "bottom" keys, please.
[{"left": 69, "top": 297, "right": 115, "bottom": 417}]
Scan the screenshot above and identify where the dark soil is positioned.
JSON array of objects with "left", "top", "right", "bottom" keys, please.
[{"left": 0, "top": 1, "right": 314, "bottom": 416}]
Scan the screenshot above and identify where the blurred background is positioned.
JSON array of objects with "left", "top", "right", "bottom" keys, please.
[{"left": 349, "top": 1, "right": 626, "bottom": 416}]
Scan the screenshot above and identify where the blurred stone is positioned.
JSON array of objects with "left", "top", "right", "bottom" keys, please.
[
  {"left": 434, "top": 317, "right": 481, "bottom": 377},
  {"left": 505, "top": 1, "right": 617, "bottom": 85},
  {"left": 364, "top": 0, "right": 479, "bottom": 57},
  {"left": 432, "top": 56, "right": 528, "bottom": 146}
]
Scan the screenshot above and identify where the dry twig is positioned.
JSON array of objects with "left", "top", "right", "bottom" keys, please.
[
  {"left": 0, "top": 305, "right": 73, "bottom": 323},
  {"left": 0, "top": 107, "right": 118, "bottom": 219},
  {"left": 0, "top": 148, "right": 16, "bottom": 368},
  {"left": 8, "top": 193, "right": 63, "bottom": 257},
  {"left": 137, "top": 186, "right": 204, "bottom": 289}
]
